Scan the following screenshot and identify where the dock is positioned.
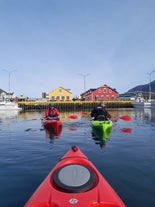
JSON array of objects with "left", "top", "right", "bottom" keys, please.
[{"left": 18, "top": 100, "right": 133, "bottom": 112}]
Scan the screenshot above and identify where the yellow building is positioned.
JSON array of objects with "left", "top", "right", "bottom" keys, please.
[{"left": 49, "top": 86, "right": 72, "bottom": 101}]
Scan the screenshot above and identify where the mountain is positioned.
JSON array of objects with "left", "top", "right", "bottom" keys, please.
[{"left": 128, "top": 80, "right": 155, "bottom": 92}]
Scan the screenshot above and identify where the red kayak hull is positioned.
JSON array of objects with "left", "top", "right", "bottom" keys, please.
[
  {"left": 42, "top": 118, "right": 62, "bottom": 129},
  {"left": 24, "top": 146, "right": 126, "bottom": 207}
]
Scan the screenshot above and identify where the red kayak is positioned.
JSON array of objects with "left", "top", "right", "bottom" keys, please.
[
  {"left": 42, "top": 118, "right": 62, "bottom": 129},
  {"left": 24, "top": 146, "right": 126, "bottom": 207}
]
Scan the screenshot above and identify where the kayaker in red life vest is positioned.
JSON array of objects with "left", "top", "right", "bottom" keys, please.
[
  {"left": 45, "top": 103, "right": 60, "bottom": 120},
  {"left": 91, "top": 102, "right": 111, "bottom": 121}
]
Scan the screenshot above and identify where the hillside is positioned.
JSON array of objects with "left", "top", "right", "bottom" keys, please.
[{"left": 128, "top": 80, "right": 155, "bottom": 92}]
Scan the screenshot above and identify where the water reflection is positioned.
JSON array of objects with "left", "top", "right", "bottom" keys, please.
[
  {"left": 0, "top": 110, "right": 20, "bottom": 119},
  {"left": 134, "top": 108, "right": 155, "bottom": 123},
  {"left": 120, "top": 128, "right": 132, "bottom": 133},
  {"left": 144, "top": 108, "right": 155, "bottom": 122},
  {"left": 68, "top": 123, "right": 78, "bottom": 131},
  {"left": 44, "top": 125, "right": 62, "bottom": 140},
  {"left": 92, "top": 134, "right": 110, "bottom": 148}
]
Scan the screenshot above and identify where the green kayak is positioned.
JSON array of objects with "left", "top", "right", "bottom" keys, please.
[{"left": 91, "top": 120, "right": 113, "bottom": 140}]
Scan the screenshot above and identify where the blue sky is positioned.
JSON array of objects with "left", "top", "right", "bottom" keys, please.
[{"left": 1, "top": 0, "right": 155, "bottom": 98}]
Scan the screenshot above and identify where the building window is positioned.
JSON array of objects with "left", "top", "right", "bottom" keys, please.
[
  {"left": 101, "top": 95, "right": 104, "bottom": 100},
  {"left": 95, "top": 95, "right": 98, "bottom": 100},
  {"left": 112, "top": 95, "right": 115, "bottom": 100},
  {"left": 59, "top": 89, "right": 62, "bottom": 92},
  {"left": 61, "top": 96, "right": 65, "bottom": 100},
  {"left": 56, "top": 96, "right": 60, "bottom": 100},
  {"left": 109, "top": 89, "right": 112, "bottom": 93},
  {"left": 106, "top": 95, "right": 109, "bottom": 100},
  {"left": 66, "top": 96, "right": 70, "bottom": 100},
  {"left": 51, "top": 96, "right": 55, "bottom": 100},
  {"left": 103, "top": 88, "right": 107, "bottom": 93}
]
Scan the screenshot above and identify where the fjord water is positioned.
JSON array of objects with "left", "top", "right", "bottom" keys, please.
[{"left": 0, "top": 108, "right": 155, "bottom": 207}]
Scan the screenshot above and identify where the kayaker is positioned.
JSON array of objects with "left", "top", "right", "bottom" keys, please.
[
  {"left": 45, "top": 103, "right": 60, "bottom": 120},
  {"left": 91, "top": 101, "right": 111, "bottom": 121}
]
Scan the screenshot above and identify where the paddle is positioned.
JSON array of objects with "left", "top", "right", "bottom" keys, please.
[
  {"left": 110, "top": 115, "right": 132, "bottom": 122},
  {"left": 68, "top": 115, "right": 78, "bottom": 119},
  {"left": 119, "top": 115, "right": 132, "bottom": 121},
  {"left": 26, "top": 118, "right": 43, "bottom": 121}
]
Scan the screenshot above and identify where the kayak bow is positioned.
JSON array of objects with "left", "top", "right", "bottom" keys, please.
[
  {"left": 42, "top": 118, "right": 62, "bottom": 129},
  {"left": 24, "top": 146, "right": 126, "bottom": 207}
]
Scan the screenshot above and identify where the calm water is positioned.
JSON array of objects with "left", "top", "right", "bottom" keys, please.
[{"left": 0, "top": 108, "right": 155, "bottom": 207}]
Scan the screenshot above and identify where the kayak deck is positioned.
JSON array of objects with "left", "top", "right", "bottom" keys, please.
[
  {"left": 24, "top": 146, "right": 126, "bottom": 207},
  {"left": 91, "top": 120, "right": 113, "bottom": 140},
  {"left": 42, "top": 118, "right": 62, "bottom": 128}
]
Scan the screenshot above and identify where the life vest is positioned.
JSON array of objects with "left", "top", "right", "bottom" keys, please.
[
  {"left": 49, "top": 108, "right": 57, "bottom": 117},
  {"left": 46, "top": 107, "right": 57, "bottom": 117}
]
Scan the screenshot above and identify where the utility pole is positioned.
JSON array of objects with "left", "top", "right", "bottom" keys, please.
[
  {"left": 148, "top": 70, "right": 155, "bottom": 100},
  {"left": 2, "top": 69, "right": 16, "bottom": 97},
  {"left": 79, "top": 73, "right": 90, "bottom": 92}
]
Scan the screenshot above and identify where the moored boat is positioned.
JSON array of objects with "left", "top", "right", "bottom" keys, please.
[
  {"left": 24, "top": 145, "right": 126, "bottom": 207},
  {"left": 132, "top": 95, "right": 145, "bottom": 108},
  {"left": 144, "top": 99, "right": 155, "bottom": 108},
  {"left": 133, "top": 97, "right": 155, "bottom": 108},
  {"left": 0, "top": 101, "right": 22, "bottom": 110}
]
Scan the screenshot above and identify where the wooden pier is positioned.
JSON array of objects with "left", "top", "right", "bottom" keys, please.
[{"left": 18, "top": 100, "right": 133, "bottom": 112}]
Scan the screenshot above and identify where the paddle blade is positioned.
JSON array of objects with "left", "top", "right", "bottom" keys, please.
[
  {"left": 119, "top": 115, "right": 132, "bottom": 121},
  {"left": 120, "top": 128, "right": 132, "bottom": 133},
  {"left": 69, "top": 127, "right": 77, "bottom": 130},
  {"left": 27, "top": 118, "right": 38, "bottom": 121},
  {"left": 68, "top": 115, "right": 78, "bottom": 119}
]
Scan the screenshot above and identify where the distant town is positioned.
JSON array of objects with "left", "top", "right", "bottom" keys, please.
[{"left": 1, "top": 81, "right": 155, "bottom": 102}]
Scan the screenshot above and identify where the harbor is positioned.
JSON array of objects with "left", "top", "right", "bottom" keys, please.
[{"left": 0, "top": 109, "right": 155, "bottom": 207}]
